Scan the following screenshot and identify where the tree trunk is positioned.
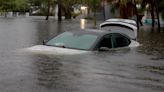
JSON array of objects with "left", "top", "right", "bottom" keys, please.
[
  {"left": 93, "top": 10, "right": 96, "bottom": 27},
  {"left": 4, "top": 10, "right": 7, "bottom": 18},
  {"left": 46, "top": 0, "right": 50, "bottom": 20},
  {"left": 150, "top": 0, "right": 155, "bottom": 28},
  {"left": 4, "top": 12, "right": 7, "bottom": 18},
  {"left": 93, "top": 0, "right": 97, "bottom": 27},
  {"left": 134, "top": 0, "right": 140, "bottom": 30},
  {"left": 87, "top": 0, "right": 90, "bottom": 16},
  {"left": 64, "top": 8, "right": 72, "bottom": 19},
  {"left": 154, "top": 0, "right": 161, "bottom": 31},
  {"left": 120, "top": 5, "right": 128, "bottom": 18},
  {"left": 58, "top": 0, "right": 62, "bottom": 21},
  {"left": 102, "top": 0, "right": 106, "bottom": 20}
]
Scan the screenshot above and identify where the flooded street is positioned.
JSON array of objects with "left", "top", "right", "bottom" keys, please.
[{"left": 0, "top": 17, "right": 164, "bottom": 92}]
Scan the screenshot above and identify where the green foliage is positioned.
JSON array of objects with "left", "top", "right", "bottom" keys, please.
[
  {"left": 84, "top": 16, "right": 93, "bottom": 20},
  {"left": 0, "top": 0, "right": 28, "bottom": 12},
  {"left": 110, "top": 4, "right": 116, "bottom": 14},
  {"left": 14, "top": 0, "right": 28, "bottom": 11},
  {"left": 81, "top": 0, "right": 101, "bottom": 10},
  {"left": 0, "top": 0, "right": 15, "bottom": 12},
  {"left": 28, "top": 0, "right": 42, "bottom": 6}
]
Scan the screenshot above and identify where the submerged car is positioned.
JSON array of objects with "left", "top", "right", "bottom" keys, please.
[
  {"left": 25, "top": 19, "right": 139, "bottom": 55},
  {"left": 43, "top": 19, "right": 139, "bottom": 51},
  {"left": 43, "top": 29, "right": 139, "bottom": 51}
]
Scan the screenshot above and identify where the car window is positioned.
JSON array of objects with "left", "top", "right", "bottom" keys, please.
[
  {"left": 97, "top": 33, "right": 130, "bottom": 50},
  {"left": 98, "top": 35, "right": 113, "bottom": 49},
  {"left": 46, "top": 32, "right": 98, "bottom": 50},
  {"left": 112, "top": 33, "right": 130, "bottom": 48}
]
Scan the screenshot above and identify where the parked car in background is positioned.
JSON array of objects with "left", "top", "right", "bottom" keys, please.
[{"left": 99, "top": 18, "right": 138, "bottom": 41}]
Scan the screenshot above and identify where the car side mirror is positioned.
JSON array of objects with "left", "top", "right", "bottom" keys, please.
[
  {"left": 99, "top": 47, "right": 110, "bottom": 51},
  {"left": 43, "top": 40, "right": 47, "bottom": 45}
]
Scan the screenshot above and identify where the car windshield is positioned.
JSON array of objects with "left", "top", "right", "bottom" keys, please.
[{"left": 46, "top": 32, "right": 98, "bottom": 50}]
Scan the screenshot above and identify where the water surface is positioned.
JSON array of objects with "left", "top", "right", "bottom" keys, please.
[{"left": 0, "top": 17, "right": 164, "bottom": 92}]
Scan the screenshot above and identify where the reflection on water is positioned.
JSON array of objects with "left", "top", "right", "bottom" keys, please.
[
  {"left": 80, "top": 19, "right": 86, "bottom": 29},
  {"left": 0, "top": 17, "right": 164, "bottom": 92},
  {"left": 34, "top": 55, "right": 65, "bottom": 89},
  {"left": 137, "top": 29, "right": 164, "bottom": 60},
  {"left": 137, "top": 65, "right": 164, "bottom": 75}
]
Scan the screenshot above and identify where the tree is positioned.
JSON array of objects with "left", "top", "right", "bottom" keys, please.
[
  {"left": 142, "top": 0, "right": 161, "bottom": 29},
  {"left": 57, "top": 0, "right": 84, "bottom": 20},
  {"left": 81, "top": 0, "right": 101, "bottom": 27},
  {"left": 0, "top": 0, "right": 29, "bottom": 17},
  {"left": 92, "top": 0, "right": 101, "bottom": 27},
  {"left": 108, "top": 0, "right": 162, "bottom": 29},
  {"left": 153, "top": 0, "right": 160, "bottom": 29},
  {"left": 0, "top": 0, "right": 15, "bottom": 17},
  {"left": 14, "top": 0, "right": 28, "bottom": 12},
  {"left": 57, "top": 0, "right": 62, "bottom": 21},
  {"left": 45, "top": 0, "right": 51, "bottom": 20},
  {"left": 157, "top": 0, "right": 164, "bottom": 19},
  {"left": 61, "top": 0, "right": 81, "bottom": 19},
  {"left": 28, "top": 0, "right": 56, "bottom": 20},
  {"left": 111, "top": 0, "right": 140, "bottom": 29}
]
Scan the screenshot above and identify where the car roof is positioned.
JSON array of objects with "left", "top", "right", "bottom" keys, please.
[
  {"left": 105, "top": 18, "right": 137, "bottom": 26},
  {"left": 68, "top": 29, "right": 112, "bottom": 36},
  {"left": 67, "top": 29, "right": 131, "bottom": 38}
]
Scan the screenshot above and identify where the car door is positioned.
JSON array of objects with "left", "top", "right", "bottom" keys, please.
[
  {"left": 111, "top": 33, "right": 131, "bottom": 48},
  {"left": 96, "top": 33, "right": 131, "bottom": 51},
  {"left": 97, "top": 34, "right": 113, "bottom": 50}
]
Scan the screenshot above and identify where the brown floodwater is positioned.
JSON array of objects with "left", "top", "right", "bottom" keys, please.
[{"left": 0, "top": 17, "right": 163, "bottom": 92}]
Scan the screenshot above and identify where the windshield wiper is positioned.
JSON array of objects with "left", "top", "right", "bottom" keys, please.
[
  {"left": 45, "top": 44, "right": 67, "bottom": 48},
  {"left": 55, "top": 44, "right": 67, "bottom": 48}
]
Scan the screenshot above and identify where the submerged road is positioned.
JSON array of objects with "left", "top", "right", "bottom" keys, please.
[{"left": 0, "top": 17, "right": 164, "bottom": 92}]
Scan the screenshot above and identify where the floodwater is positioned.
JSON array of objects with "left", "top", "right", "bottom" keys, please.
[{"left": 0, "top": 16, "right": 164, "bottom": 92}]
